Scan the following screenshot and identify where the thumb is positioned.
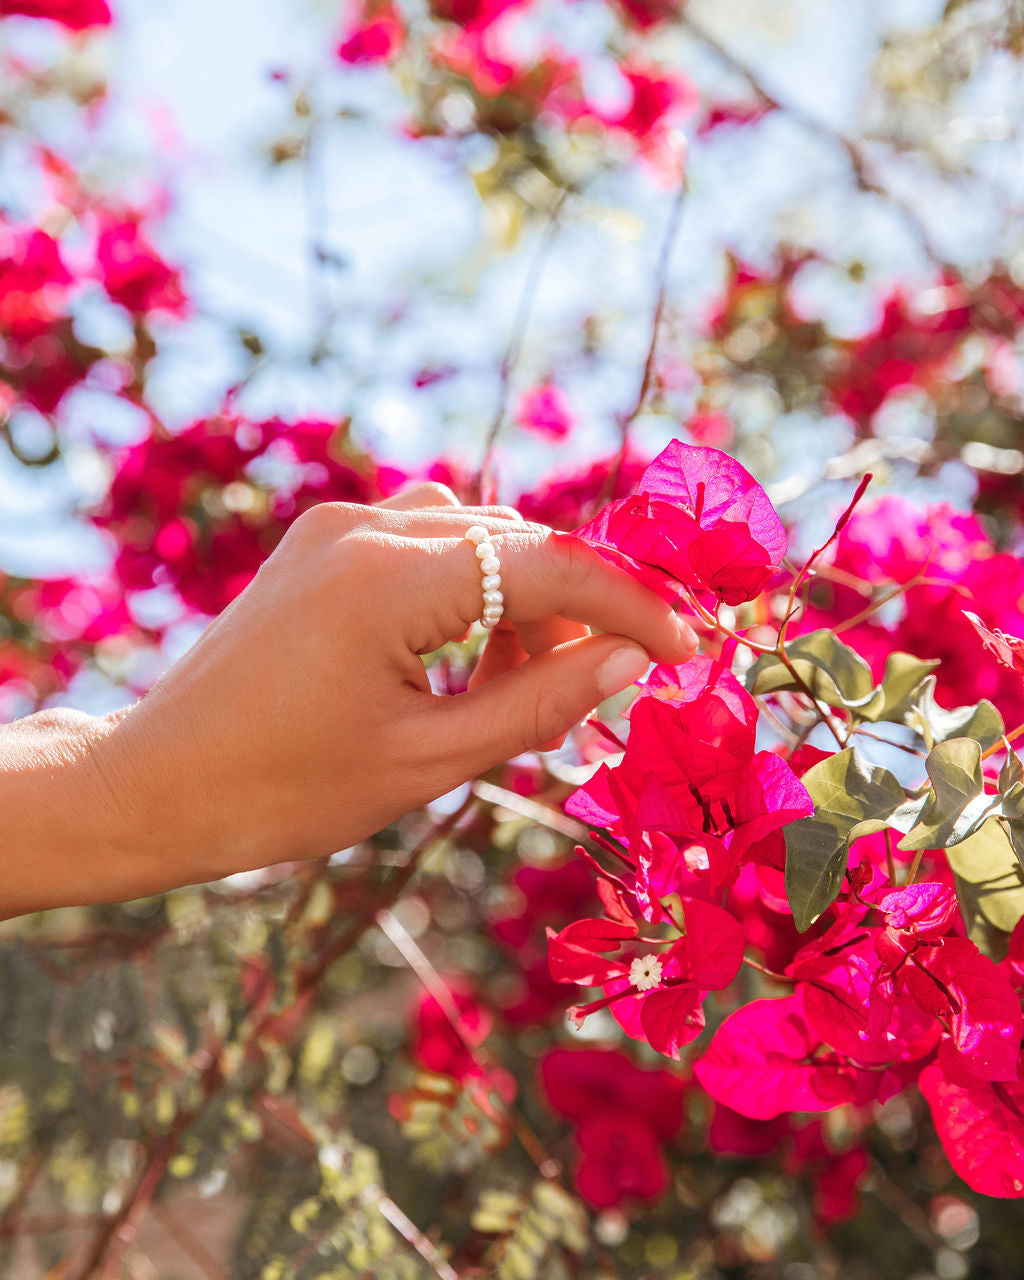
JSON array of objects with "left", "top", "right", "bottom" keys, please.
[{"left": 433, "top": 634, "right": 650, "bottom": 773}]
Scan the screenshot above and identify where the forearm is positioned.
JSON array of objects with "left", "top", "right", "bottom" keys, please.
[{"left": 0, "top": 706, "right": 217, "bottom": 919}]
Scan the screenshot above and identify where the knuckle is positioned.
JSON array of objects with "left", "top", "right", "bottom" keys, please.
[
  {"left": 288, "top": 501, "right": 368, "bottom": 544},
  {"left": 407, "top": 480, "right": 460, "bottom": 507}
]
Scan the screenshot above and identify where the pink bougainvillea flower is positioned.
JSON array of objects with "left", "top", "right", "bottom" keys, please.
[
  {"left": 567, "top": 659, "right": 811, "bottom": 898},
  {"left": 427, "top": 27, "right": 580, "bottom": 118},
  {"left": 708, "top": 1103, "right": 789, "bottom": 1157},
  {"left": 95, "top": 217, "right": 187, "bottom": 317},
  {"left": 610, "top": 0, "right": 681, "bottom": 30},
  {"left": 694, "top": 991, "right": 887, "bottom": 1119},
  {"left": 549, "top": 896, "right": 743, "bottom": 1059},
  {"left": 515, "top": 446, "right": 649, "bottom": 531},
  {"left": 412, "top": 983, "right": 492, "bottom": 1082},
  {"left": 0, "top": 0, "right": 110, "bottom": 28},
  {"left": 428, "top": 0, "right": 523, "bottom": 30},
  {"left": 894, "top": 938, "right": 1021, "bottom": 1082},
  {"left": 789, "top": 915, "right": 941, "bottom": 1067},
  {"left": 920, "top": 1039, "right": 1024, "bottom": 1198},
  {"left": 606, "top": 60, "right": 698, "bottom": 141},
  {"left": 1001, "top": 916, "right": 1024, "bottom": 992},
  {"left": 539, "top": 1046, "right": 684, "bottom": 1137},
  {"left": 0, "top": 224, "right": 72, "bottom": 338},
  {"left": 540, "top": 1047, "right": 685, "bottom": 1208},
  {"left": 963, "top": 610, "right": 1024, "bottom": 677},
  {"left": 876, "top": 882, "right": 960, "bottom": 939},
  {"left": 828, "top": 285, "right": 972, "bottom": 433},
  {"left": 514, "top": 382, "right": 574, "bottom": 439},
  {"left": 336, "top": 0, "right": 404, "bottom": 64},
  {"left": 574, "top": 1113, "right": 671, "bottom": 1208},
  {"left": 868, "top": 885, "right": 1023, "bottom": 1082},
  {"left": 575, "top": 441, "right": 787, "bottom": 604},
  {"left": 786, "top": 1121, "right": 869, "bottom": 1225},
  {"left": 698, "top": 101, "right": 774, "bottom": 137}
]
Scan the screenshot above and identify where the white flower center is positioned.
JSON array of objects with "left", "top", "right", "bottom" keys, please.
[{"left": 629, "top": 955, "right": 664, "bottom": 992}]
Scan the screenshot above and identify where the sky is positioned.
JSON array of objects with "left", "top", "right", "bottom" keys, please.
[{"left": 0, "top": 0, "right": 1008, "bottom": 595}]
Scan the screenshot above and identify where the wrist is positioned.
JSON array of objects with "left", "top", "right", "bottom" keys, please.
[
  {"left": 91, "top": 695, "right": 283, "bottom": 893},
  {"left": 0, "top": 708, "right": 141, "bottom": 917}
]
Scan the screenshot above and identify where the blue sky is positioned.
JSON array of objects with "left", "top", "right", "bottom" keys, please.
[{"left": 0, "top": 0, "right": 1010, "bottom": 595}]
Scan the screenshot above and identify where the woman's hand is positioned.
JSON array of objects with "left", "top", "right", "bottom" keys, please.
[{"left": 1, "top": 485, "right": 697, "bottom": 915}]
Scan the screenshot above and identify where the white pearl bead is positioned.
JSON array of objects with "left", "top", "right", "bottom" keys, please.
[
  {"left": 482, "top": 612, "right": 503, "bottom": 626},
  {"left": 481, "top": 573, "right": 501, "bottom": 592},
  {"left": 480, "top": 555, "right": 500, "bottom": 575},
  {"left": 465, "top": 525, "right": 489, "bottom": 544},
  {"left": 482, "top": 590, "right": 503, "bottom": 606},
  {"left": 474, "top": 542, "right": 496, "bottom": 560},
  {"left": 481, "top": 617, "right": 500, "bottom": 629},
  {"left": 482, "top": 601, "right": 503, "bottom": 615}
]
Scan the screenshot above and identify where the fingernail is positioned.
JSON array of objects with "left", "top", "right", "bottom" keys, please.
[
  {"left": 597, "top": 645, "right": 650, "bottom": 698},
  {"left": 675, "top": 614, "right": 699, "bottom": 656}
]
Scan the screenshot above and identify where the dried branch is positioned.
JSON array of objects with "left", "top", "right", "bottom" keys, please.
[
  {"left": 679, "top": 12, "right": 952, "bottom": 267},
  {"left": 475, "top": 188, "right": 569, "bottom": 503},
  {"left": 150, "top": 1200, "right": 229, "bottom": 1280},
  {"left": 362, "top": 1186, "right": 462, "bottom": 1280},
  {"left": 601, "top": 168, "right": 688, "bottom": 509}
]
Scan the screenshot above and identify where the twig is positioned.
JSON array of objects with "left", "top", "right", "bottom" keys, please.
[
  {"left": 476, "top": 189, "right": 569, "bottom": 503},
  {"left": 293, "top": 800, "right": 474, "bottom": 997},
  {"left": 72, "top": 1129, "right": 187, "bottom": 1280},
  {"left": 778, "top": 473, "right": 872, "bottom": 646},
  {"left": 150, "top": 1201, "right": 228, "bottom": 1280},
  {"left": 362, "top": 1186, "right": 461, "bottom": 1280},
  {"left": 680, "top": 13, "right": 951, "bottom": 267},
  {"left": 0, "top": 1153, "right": 44, "bottom": 1236},
  {"left": 376, "top": 909, "right": 560, "bottom": 1180},
  {"left": 73, "top": 805, "right": 474, "bottom": 1279},
  {"left": 600, "top": 169, "right": 688, "bottom": 509},
  {"left": 471, "top": 779, "right": 588, "bottom": 840}
]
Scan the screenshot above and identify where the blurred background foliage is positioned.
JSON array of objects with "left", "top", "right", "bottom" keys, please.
[{"left": 3, "top": 0, "right": 1024, "bottom": 1276}]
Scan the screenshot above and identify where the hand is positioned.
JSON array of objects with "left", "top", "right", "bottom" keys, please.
[{"left": 5, "top": 485, "right": 697, "bottom": 912}]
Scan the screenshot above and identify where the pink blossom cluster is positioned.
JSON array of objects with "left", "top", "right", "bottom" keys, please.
[
  {"left": 334, "top": 0, "right": 697, "bottom": 175},
  {"left": 0, "top": 0, "right": 110, "bottom": 29},
  {"left": 0, "top": 213, "right": 185, "bottom": 417},
  {"left": 541, "top": 441, "right": 1024, "bottom": 1203},
  {"left": 798, "top": 495, "right": 1024, "bottom": 726}
]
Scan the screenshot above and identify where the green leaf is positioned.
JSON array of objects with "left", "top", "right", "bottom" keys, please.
[
  {"left": 905, "top": 676, "right": 1003, "bottom": 751},
  {"left": 747, "top": 636, "right": 938, "bottom": 727},
  {"left": 785, "top": 748, "right": 906, "bottom": 931},
  {"left": 857, "top": 652, "right": 940, "bottom": 724},
  {"left": 747, "top": 630, "right": 875, "bottom": 709},
  {"left": 898, "top": 738, "right": 996, "bottom": 852},
  {"left": 946, "top": 818, "right": 1024, "bottom": 935}
]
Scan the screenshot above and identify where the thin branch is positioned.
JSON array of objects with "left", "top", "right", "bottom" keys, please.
[
  {"left": 0, "top": 1153, "right": 44, "bottom": 1237},
  {"left": 475, "top": 189, "right": 569, "bottom": 503},
  {"left": 293, "top": 800, "right": 474, "bottom": 997},
  {"left": 680, "top": 12, "right": 952, "bottom": 267},
  {"left": 471, "top": 779, "right": 588, "bottom": 840},
  {"left": 150, "top": 1201, "right": 229, "bottom": 1280},
  {"left": 600, "top": 170, "right": 688, "bottom": 510},
  {"left": 376, "top": 908, "right": 560, "bottom": 1180},
  {"left": 778, "top": 473, "right": 872, "bottom": 646},
  {"left": 72, "top": 805, "right": 473, "bottom": 1279},
  {"left": 362, "top": 1186, "right": 462, "bottom": 1280}
]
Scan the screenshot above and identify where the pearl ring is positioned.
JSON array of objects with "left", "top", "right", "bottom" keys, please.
[{"left": 464, "top": 525, "right": 504, "bottom": 629}]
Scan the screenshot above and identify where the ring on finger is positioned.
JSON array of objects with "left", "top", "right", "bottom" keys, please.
[{"left": 465, "top": 525, "right": 504, "bottom": 629}]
